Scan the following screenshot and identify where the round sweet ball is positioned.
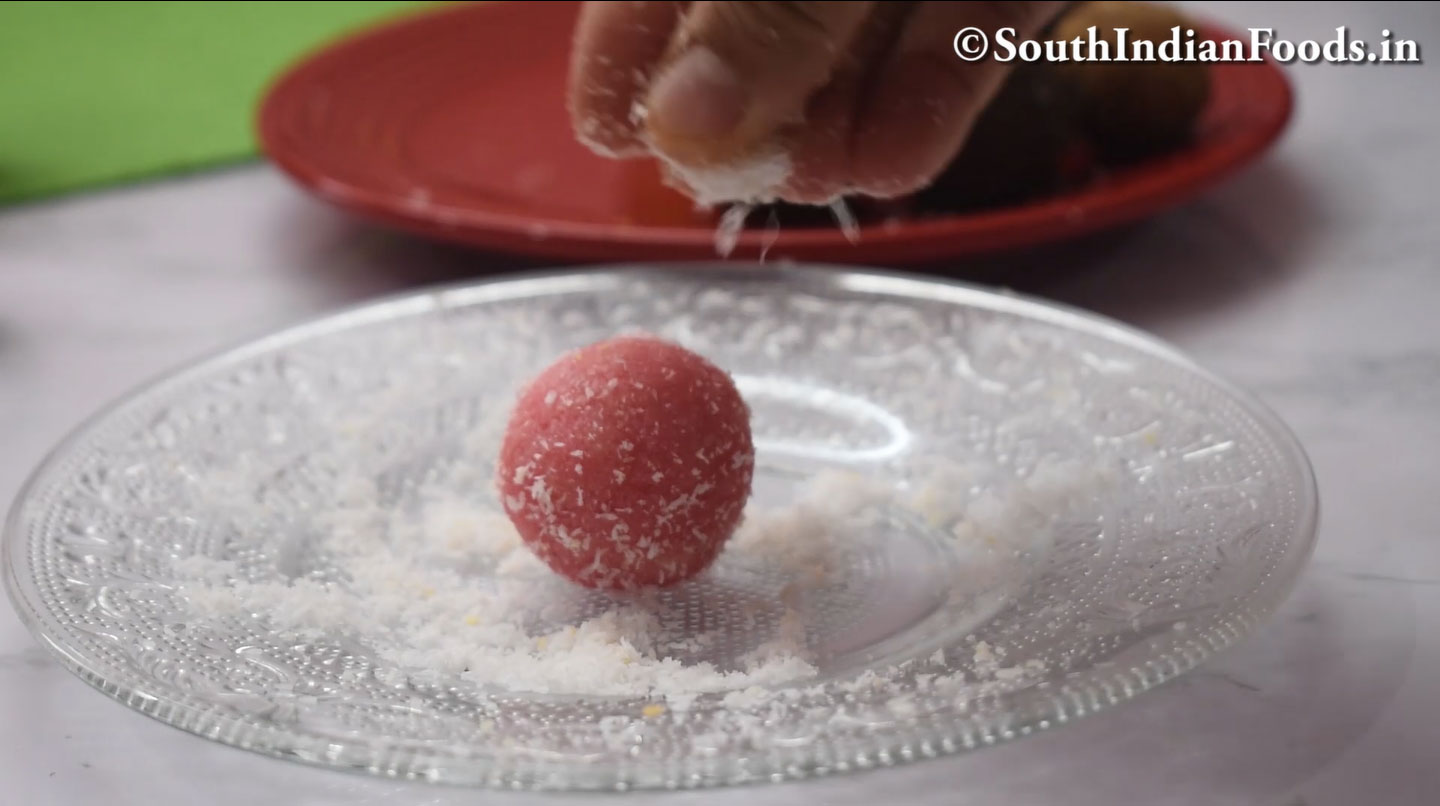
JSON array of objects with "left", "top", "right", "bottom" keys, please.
[
  {"left": 1049, "top": 1, "right": 1212, "bottom": 157},
  {"left": 496, "top": 335, "right": 754, "bottom": 590}
]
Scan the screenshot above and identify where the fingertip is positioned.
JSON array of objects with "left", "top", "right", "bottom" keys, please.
[
  {"left": 567, "top": 1, "right": 687, "bottom": 159},
  {"left": 849, "top": 51, "right": 987, "bottom": 199},
  {"left": 775, "top": 101, "right": 855, "bottom": 204},
  {"left": 848, "top": 1, "right": 1063, "bottom": 199},
  {"left": 645, "top": 47, "right": 746, "bottom": 142},
  {"left": 641, "top": 0, "right": 875, "bottom": 174},
  {"left": 776, "top": 3, "right": 913, "bottom": 205},
  {"left": 572, "top": 107, "right": 649, "bottom": 159}
]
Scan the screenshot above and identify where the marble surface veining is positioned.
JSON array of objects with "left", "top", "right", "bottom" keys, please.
[{"left": 2, "top": 2, "right": 1438, "bottom": 804}]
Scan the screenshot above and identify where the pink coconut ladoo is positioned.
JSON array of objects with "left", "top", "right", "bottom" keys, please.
[{"left": 497, "top": 336, "right": 754, "bottom": 590}]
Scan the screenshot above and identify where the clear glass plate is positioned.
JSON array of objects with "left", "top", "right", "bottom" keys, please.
[{"left": 4, "top": 265, "right": 1317, "bottom": 790}]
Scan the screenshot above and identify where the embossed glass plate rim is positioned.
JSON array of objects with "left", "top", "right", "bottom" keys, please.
[{"left": 3, "top": 262, "right": 1320, "bottom": 790}]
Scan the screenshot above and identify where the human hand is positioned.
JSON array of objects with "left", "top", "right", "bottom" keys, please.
[{"left": 567, "top": 1, "right": 1064, "bottom": 205}]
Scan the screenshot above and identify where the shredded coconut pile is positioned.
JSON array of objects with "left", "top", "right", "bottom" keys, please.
[
  {"left": 176, "top": 457, "right": 1108, "bottom": 706},
  {"left": 655, "top": 147, "right": 793, "bottom": 209}
]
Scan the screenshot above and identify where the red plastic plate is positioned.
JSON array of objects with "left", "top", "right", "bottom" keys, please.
[{"left": 258, "top": 1, "right": 1293, "bottom": 264}]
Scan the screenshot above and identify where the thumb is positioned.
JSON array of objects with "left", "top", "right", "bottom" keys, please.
[{"left": 642, "top": 1, "right": 875, "bottom": 168}]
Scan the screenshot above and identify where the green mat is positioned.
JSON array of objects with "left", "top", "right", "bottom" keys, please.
[{"left": 0, "top": 0, "right": 436, "bottom": 205}]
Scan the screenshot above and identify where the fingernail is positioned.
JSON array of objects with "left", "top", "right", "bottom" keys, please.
[{"left": 645, "top": 47, "right": 745, "bottom": 139}]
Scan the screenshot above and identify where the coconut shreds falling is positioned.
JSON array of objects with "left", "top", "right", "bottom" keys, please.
[{"left": 176, "top": 458, "right": 1108, "bottom": 708}]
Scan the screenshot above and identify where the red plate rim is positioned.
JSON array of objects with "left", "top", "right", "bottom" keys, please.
[{"left": 257, "top": 2, "right": 1294, "bottom": 263}]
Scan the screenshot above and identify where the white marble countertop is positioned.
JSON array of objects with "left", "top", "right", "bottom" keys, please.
[{"left": 3, "top": 2, "right": 1437, "bottom": 804}]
